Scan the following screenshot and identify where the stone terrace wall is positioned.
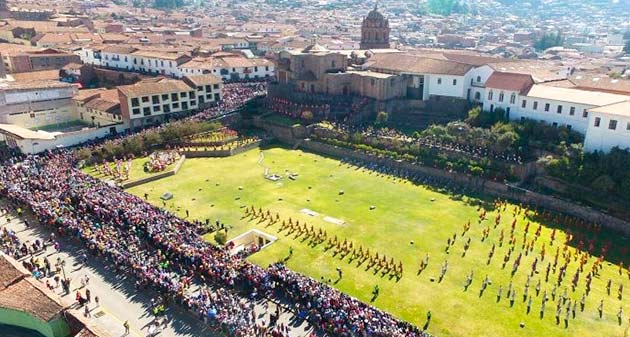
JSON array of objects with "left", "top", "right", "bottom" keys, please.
[
  {"left": 182, "top": 140, "right": 262, "bottom": 158},
  {"left": 300, "top": 140, "right": 630, "bottom": 235},
  {"left": 120, "top": 155, "right": 186, "bottom": 189}
]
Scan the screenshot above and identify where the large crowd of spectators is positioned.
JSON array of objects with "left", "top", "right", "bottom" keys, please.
[{"left": 0, "top": 156, "right": 431, "bottom": 337}]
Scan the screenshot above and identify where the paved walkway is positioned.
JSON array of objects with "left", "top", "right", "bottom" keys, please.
[{"left": 1, "top": 201, "right": 313, "bottom": 337}]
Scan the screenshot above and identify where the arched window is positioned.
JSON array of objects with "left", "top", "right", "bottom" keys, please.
[
  {"left": 499, "top": 92, "right": 505, "bottom": 102},
  {"left": 510, "top": 93, "right": 516, "bottom": 104},
  {"left": 488, "top": 90, "right": 493, "bottom": 100},
  {"left": 474, "top": 92, "right": 481, "bottom": 100},
  {"left": 476, "top": 76, "right": 481, "bottom": 82}
]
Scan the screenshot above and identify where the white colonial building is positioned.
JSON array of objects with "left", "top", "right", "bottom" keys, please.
[
  {"left": 473, "top": 70, "right": 630, "bottom": 151},
  {"left": 584, "top": 101, "right": 630, "bottom": 152},
  {"left": 79, "top": 46, "right": 274, "bottom": 81}
]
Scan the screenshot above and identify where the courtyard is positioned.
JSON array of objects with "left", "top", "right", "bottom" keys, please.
[{"left": 122, "top": 147, "right": 629, "bottom": 337}]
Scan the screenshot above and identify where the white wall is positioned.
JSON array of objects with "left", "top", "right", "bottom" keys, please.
[
  {"left": 177, "top": 63, "right": 275, "bottom": 81},
  {"left": 465, "top": 65, "right": 494, "bottom": 88},
  {"left": 482, "top": 87, "right": 594, "bottom": 134},
  {"left": 79, "top": 48, "right": 102, "bottom": 66},
  {"left": 584, "top": 112, "right": 630, "bottom": 152},
  {"left": 3, "top": 86, "right": 75, "bottom": 105},
  {"left": 426, "top": 74, "right": 466, "bottom": 98},
  {"left": 10, "top": 124, "right": 127, "bottom": 154},
  {"left": 101, "top": 52, "right": 133, "bottom": 70},
  {"left": 514, "top": 97, "right": 593, "bottom": 134}
]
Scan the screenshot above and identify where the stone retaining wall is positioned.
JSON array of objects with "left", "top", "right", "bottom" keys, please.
[
  {"left": 182, "top": 141, "right": 262, "bottom": 158},
  {"left": 120, "top": 155, "right": 186, "bottom": 189},
  {"left": 300, "top": 140, "right": 630, "bottom": 235}
]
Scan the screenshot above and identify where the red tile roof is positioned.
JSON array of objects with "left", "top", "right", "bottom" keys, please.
[
  {"left": 485, "top": 72, "right": 534, "bottom": 94},
  {"left": 0, "top": 255, "right": 25, "bottom": 288}
]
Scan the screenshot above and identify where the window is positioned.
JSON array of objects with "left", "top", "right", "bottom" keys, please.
[
  {"left": 213, "top": 84, "right": 219, "bottom": 89},
  {"left": 181, "top": 92, "right": 187, "bottom": 98},
  {"left": 568, "top": 107, "right": 575, "bottom": 116},
  {"left": 609, "top": 120, "right": 618, "bottom": 130},
  {"left": 583, "top": 110, "right": 588, "bottom": 118},
  {"left": 521, "top": 100, "right": 527, "bottom": 108},
  {"left": 154, "top": 105, "right": 161, "bottom": 112},
  {"left": 172, "top": 102, "right": 180, "bottom": 109},
  {"left": 255, "top": 66, "right": 259, "bottom": 72},
  {"left": 499, "top": 92, "right": 504, "bottom": 102},
  {"left": 567, "top": 125, "right": 572, "bottom": 130},
  {"left": 488, "top": 90, "right": 493, "bottom": 100},
  {"left": 171, "top": 93, "right": 179, "bottom": 101},
  {"left": 152, "top": 95, "right": 159, "bottom": 105},
  {"left": 552, "top": 122, "right": 558, "bottom": 127},
  {"left": 627, "top": 122, "right": 630, "bottom": 131},
  {"left": 371, "top": 79, "right": 375, "bottom": 86},
  {"left": 182, "top": 102, "right": 188, "bottom": 110},
  {"left": 476, "top": 76, "right": 481, "bottom": 82},
  {"left": 143, "top": 107, "right": 151, "bottom": 116},
  {"left": 437, "top": 78, "right": 442, "bottom": 85},
  {"left": 544, "top": 103, "right": 550, "bottom": 112},
  {"left": 141, "top": 96, "right": 149, "bottom": 103},
  {"left": 557, "top": 105, "right": 562, "bottom": 114},
  {"left": 533, "top": 101, "right": 538, "bottom": 110},
  {"left": 474, "top": 92, "right": 481, "bottom": 100},
  {"left": 189, "top": 91, "right": 195, "bottom": 97},
  {"left": 132, "top": 108, "right": 140, "bottom": 115},
  {"left": 163, "top": 104, "right": 170, "bottom": 113},
  {"left": 161, "top": 94, "right": 169, "bottom": 101},
  {"left": 214, "top": 93, "right": 220, "bottom": 101},
  {"left": 510, "top": 94, "right": 516, "bottom": 104},
  {"left": 205, "top": 85, "right": 211, "bottom": 92},
  {"left": 594, "top": 117, "right": 601, "bottom": 127},
  {"left": 206, "top": 94, "right": 212, "bottom": 100},
  {"left": 190, "top": 100, "right": 196, "bottom": 106},
  {"left": 197, "top": 86, "right": 203, "bottom": 91},
  {"left": 131, "top": 98, "right": 139, "bottom": 107},
  {"left": 452, "top": 79, "right": 457, "bottom": 85},
  {"left": 265, "top": 66, "right": 269, "bottom": 71}
]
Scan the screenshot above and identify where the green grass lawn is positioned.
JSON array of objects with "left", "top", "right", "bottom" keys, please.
[
  {"left": 83, "top": 157, "right": 177, "bottom": 182},
  {"left": 125, "top": 147, "right": 629, "bottom": 337}
]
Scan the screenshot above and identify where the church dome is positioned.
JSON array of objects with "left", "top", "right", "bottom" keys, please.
[
  {"left": 366, "top": 5, "right": 384, "bottom": 21},
  {"left": 302, "top": 43, "right": 328, "bottom": 53}
]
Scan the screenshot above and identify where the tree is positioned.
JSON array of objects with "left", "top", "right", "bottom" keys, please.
[
  {"left": 609, "top": 71, "right": 622, "bottom": 79},
  {"left": 375, "top": 111, "right": 388, "bottom": 126},
  {"left": 153, "top": 0, "right": 185, "bottom": 9},
  {"left": 591, "top": 175, "right": 615, "bottom": 193},
  {"left": 534, "top": 31, "right": 564, "bottom": 51},
  {"left": 214, "top": 231, "right": 227, "bottom": 245},
  {"left": 427, "top": 0, "right": 467, "bottom": 15}
]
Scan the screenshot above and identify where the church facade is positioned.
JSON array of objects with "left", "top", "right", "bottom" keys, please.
[{"left": 360, "top": 5, "right": 391, "bottom": 50}]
